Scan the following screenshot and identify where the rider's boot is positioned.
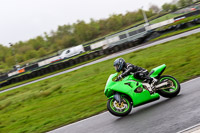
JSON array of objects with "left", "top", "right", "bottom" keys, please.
[
  {"left": 150, "top": 78, "right": 158, "bottom": 86},
  {"left": 144, "top": 77, "right": 158, "bottom": 94},
  {"left": 150, "top": 78, "right": 158, "bottom": 94}
]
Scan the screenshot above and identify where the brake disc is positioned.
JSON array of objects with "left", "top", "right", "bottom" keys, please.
[{"left": 113, "top": 100, "right": 126, "bottom": 110}]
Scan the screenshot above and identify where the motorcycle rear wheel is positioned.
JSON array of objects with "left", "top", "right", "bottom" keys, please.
[
  {"left": 157, "top": 75, "right": 181, "bottom": 98},
  {"left": 107, "top": 97, "right": 132, "bottom": 117}
]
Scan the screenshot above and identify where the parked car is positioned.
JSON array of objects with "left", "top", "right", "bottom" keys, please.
[{"left": 59, "top": 45, "right": 85, "bottom": 59}]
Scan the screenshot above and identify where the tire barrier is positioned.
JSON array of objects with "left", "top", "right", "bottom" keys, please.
[
  {"left": 193, "top": 18, "right": 200, "bottom": 24},
  {"left": 157, "top": 17, "right": 200, "bottom": 34},
  {"left": 174, "top": 10, "right": 200, "bottom": 20},
  {"left": 84, "top": 45, "right": 92, "bottom": 51},
  {"left": 0, "top": 74, "right": 8, "bottom": 82},
  {"left": 25, "top": 63, "right": 39, "bottom": 71},
  {"left": 144, "top": 31, "right": 160, "bottom": 42},
  {"left": 175, "top": 23, "right": 188, "bottom": 30}
]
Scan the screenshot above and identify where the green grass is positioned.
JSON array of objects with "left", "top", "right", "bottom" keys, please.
[
  {"left": 0, "top": 32, "right": 200, "bottom": 133},
  {"left": 149, "top": 13, "right": 184, "bottom": 24}
]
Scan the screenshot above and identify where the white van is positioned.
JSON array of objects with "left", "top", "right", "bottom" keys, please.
[{"left": 59, "top": 45, "right": 85, "bottom": 59}]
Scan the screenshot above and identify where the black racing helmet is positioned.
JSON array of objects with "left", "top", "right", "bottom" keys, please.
[{"left": 113, "top": 58, "right": 126, "bottom": 72}]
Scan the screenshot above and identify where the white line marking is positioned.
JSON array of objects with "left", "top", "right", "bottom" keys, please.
[{"left": 177, "top": 123, "right": 200, "bottom": 133}]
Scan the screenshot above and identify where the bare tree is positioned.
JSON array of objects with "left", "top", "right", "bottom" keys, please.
[{"left": 149, "top": 4, "right": 160, "bottom": 13}]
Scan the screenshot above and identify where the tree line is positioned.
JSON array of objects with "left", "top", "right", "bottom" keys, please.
[
  {"left": 0, "top": 0, "right": 197, "bottom": 74},
  {"left": 162, "top": 0, "right": 195, "bottom": 12}
]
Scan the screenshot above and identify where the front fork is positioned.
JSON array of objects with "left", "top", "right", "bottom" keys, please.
[{"left": 114, "top": 92, "right": 122, "bottom": 104}]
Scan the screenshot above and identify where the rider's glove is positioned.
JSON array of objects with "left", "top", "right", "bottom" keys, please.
[{"left": 115, "top": 74, "right": 123, "bottom": 81}]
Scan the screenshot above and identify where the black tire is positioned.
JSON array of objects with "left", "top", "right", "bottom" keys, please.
[
  {"left": 157, "top": 75, "right": 181, "bottom": 98},
  {"left": 107, "top": 97, "right": 132, "bottom": 117}
]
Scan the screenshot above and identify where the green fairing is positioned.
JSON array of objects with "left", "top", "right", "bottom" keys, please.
[
  {"left": 150, "top": 64, "right": 166, "bottom": 78},
  {"left": 104, "top": 64, "right": 166, "bottom": 107}
]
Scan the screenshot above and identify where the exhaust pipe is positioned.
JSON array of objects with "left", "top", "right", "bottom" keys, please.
[{"left": 155, "top": 82, "right": 169, "bottom": 89}]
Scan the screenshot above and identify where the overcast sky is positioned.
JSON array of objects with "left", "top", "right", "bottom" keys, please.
[{"left": 0, "top": 0, "right": 172, "bottom": 46}]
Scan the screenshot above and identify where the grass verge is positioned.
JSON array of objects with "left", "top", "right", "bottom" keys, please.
[{"left": 0, "top": 32, "right": 200, "bottom": 133}]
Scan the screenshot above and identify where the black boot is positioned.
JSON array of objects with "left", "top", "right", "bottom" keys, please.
[{"left": 145, "top": 76, "right": 153, "bottom": 84}]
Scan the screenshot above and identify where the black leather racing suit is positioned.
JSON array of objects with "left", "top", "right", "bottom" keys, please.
[{"left": 117, "top": 63, "right": 150, "bottom": 81}]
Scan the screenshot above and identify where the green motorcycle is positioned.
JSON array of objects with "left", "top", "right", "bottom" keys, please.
[{"left": 104, "top": 64, "right": 181, "bottom": 117}]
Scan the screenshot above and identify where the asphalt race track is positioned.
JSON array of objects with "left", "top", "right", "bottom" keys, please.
[
  {"left": 1, "top": 28, "right": 200, "bottom": 94},
  {"left": 49, "top": 77, "right": 200, "bottom": 133}
]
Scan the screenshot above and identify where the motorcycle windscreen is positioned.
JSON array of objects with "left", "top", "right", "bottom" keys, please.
[{"left": 104, "top": 73, "right": 118, "bottom": 97}]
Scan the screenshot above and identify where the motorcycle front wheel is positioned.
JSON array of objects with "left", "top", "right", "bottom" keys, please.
[
  {"left": 157, "top": 75, "right": 181, "bottom": 98},
  {"left": 107, "top": 97, "right": 132, "bottom": 117}
]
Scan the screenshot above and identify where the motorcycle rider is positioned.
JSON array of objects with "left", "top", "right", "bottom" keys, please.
[{"left": 113, "top": 58, "right": 157, "bottom": 93}]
